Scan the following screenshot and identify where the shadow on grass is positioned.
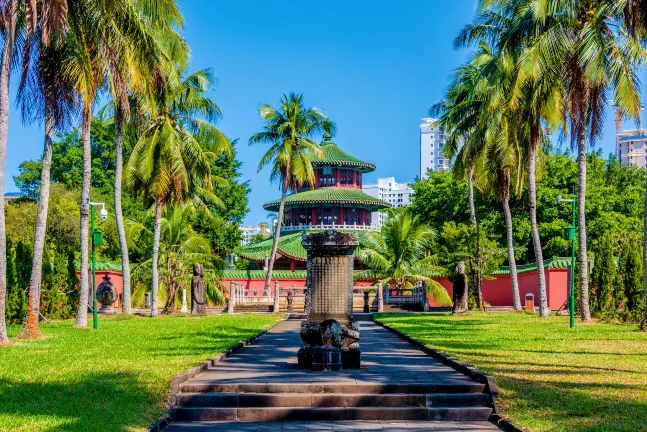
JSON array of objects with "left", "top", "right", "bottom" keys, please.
[{"left": 0, "top": 372, "right": 160, "bottom": 432}]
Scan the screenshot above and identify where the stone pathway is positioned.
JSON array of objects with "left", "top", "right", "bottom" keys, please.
[{"left": 169, "top": 320, "right": 500, "bottom": 431}]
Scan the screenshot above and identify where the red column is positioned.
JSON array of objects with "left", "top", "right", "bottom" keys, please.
[
  {"left": 290, "top": 260, "right": 296, "bottom": 272},
  {"left": 361, "top": 208, "right": 366, "bottom": 226},
  {"left": 290, "top": 209, "right": 294, "bottom": 226},
  {"left": 311, "top": 207, "right": 316, "bottom": 225},
  {"left": 315, "top": 169, "right": 320, "bottom": 188},
  {"left": 336, "top": 168, "right": 341, "bottom": 187},
  {"left": 353, "top": 170, "right": 357, "bottom": 188},
  {"left": 339, "top": 207, "right": 344, "bottom": 225}
]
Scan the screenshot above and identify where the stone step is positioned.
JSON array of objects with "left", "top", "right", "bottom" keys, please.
[
  {"left": 173, "top": 406, "right": 493, "bottom": 422},
  {"left": 427, "top": 407, "right": 493, "bottom": 421},
  {"left": 176, "top": 393, "right": 431, "bottom": 408},
  {"left": 179, "top": 382, "right": 486, "bottom": 395},
  {"left": 426, "top": 393, "right": 490, "bottom": 408}
]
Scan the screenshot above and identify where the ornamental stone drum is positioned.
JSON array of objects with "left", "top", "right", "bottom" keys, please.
[
  {"left": 298, "top": 230, "right": 361, "bottom": 370},
  {"left": 96, "top": 274, "right": 117, "bottom": 313}
]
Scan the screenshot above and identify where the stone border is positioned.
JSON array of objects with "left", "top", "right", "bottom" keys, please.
[
  {"left": 149, "top": 317, "right": 287, "bottom": 432},
  {"left": 373, "top": 319, "right": 529, "bottom": 432}
]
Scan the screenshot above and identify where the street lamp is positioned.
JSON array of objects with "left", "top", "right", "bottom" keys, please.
[
  {"left": 557, "top": 194, "right": 576, "bottom": 329},
  {"left": 89, "top": 200, "right": 107, "bottom": 331}
]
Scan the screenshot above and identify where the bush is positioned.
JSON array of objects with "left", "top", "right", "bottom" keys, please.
[
  {"left": 618, "top": 239, "right": 644, "bottom": 321},
  {"left": 591, "top": 235, "right": 615, "bottom": 314}
]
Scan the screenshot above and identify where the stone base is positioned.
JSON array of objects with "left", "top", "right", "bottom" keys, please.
[
  {"left": 342, "top": 348, "right": 361, "bottom": 369},
  {"left": 298, "top": 346, "right": 342, "bottom": 371},
  {"left": 98, "top": 305, "right": 115, "bottom": 314}
]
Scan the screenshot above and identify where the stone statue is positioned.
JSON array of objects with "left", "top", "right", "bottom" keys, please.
[
  {"left": 96, "top": 274, "right": 117, "bottom": 313},
  {"left": 191, "top": 263, "right": 206, "bottom": 315},
  {"left": 363, "top": 290, "right": 370, "bottom": 313},
  {"left": 287, "top": 289, "right": 294, "bottom": 312},
  {"left": 452, "top": 261, "right": 469, "bottom": 314}
]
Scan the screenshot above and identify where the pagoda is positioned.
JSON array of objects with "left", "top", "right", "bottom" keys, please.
[{"left": 237, "top": 130, "right": 390, "bottom": 271}]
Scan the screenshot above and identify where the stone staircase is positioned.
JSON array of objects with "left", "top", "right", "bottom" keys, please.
[{"left": 173, "top": 382, "right": 492, "bottom": 422}]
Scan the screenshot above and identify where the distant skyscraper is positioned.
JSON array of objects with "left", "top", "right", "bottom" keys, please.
[
  {"left": 419, "top": 118, "right": 450, "bottom": 178},
  {"left": 363, "top": 177, "right": 413, "bottom": 229}
]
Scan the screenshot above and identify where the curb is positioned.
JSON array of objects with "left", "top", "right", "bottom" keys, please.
[
  {"left": 149, "top": 316, "right": 287, "bottom": 432},
  {"left": 373, "top": 318, "right": 529, "bottom": 432}
]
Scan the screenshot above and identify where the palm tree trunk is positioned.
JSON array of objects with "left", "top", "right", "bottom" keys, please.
[
  {"left": 264, "top": 186, "right": 287, "bottom": 294},
  {"left": 76, "top": 105, "right": 92, "bottom": 327},
  {"left": 577, "top": 132, "right": 591, "bottom": 322},
  {"left": 0, "top": 0, "right": 16, "bottom": 344},
  {"left": 467, "top": 168, "right": 483, "bottom": 311},
  {"left": 22, "top": 114, "right": 54, "bottom": 338},
  {"left": 113, "top": 108, "right": 131, "bottom": 314},
  {"left": 503, "top": 191, "right": 521, "bottom": 310},
  {"left": 643, "top": 174, "right": 647, "bottom": 330},
  {"left": 151, "top": 198, "right": 163, "bottom": 317},
  {"left": 529, "top": 134, "right": 548, "bottom": 316}
]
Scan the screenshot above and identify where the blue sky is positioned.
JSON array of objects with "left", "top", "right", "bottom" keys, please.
[{"left": 4, "top": 0, "right": 644, "bottom": 224}]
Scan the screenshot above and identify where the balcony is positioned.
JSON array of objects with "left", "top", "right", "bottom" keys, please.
[{"left": 281, "top": 223, "right": 377, "bottom": 232}]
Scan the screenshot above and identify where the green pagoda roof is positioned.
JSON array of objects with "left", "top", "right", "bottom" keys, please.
[
  {"left": 237, "top": 230, "right": 373, "bottom": 263},
  {"left": 491, "top": 257, "right": 569, "bottom": 275},
  {"left": 223, "top": 269, "right": 388, "bottom": 282},
  {"left": 308, "top": 134, "right": 376, "bottom": 172},
  {"left": 263, "top": 187, "right": 391, "bottom": 211}
]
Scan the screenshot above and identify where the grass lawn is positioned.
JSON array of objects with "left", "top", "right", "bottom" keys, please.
[
  {"left": 0, "top": 313, "right": 282, "bottom": 432},
  {"left": 376, "top": 312, "right": 647, "bottom": 432}
]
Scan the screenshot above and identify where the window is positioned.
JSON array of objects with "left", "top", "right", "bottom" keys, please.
[
  {"left": 364, "top": 211, "right": 371, "bottom": 226},
  {"left": 357, "top": 173, "right": 362, "bottom": 188},
  {"left": 319, "top": 167, "right": 336, "bottom": 187},
  {"left": 344, "top": 208, "right": 361, "bottom": 225},
  {"left": 340, "top": 169, "right": 354, "bottom": 185},
  {"left": 317, "top": 207, "right": 337, "bottom": 225}
]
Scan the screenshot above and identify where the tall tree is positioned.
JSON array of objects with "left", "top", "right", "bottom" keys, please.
[
  {"left": 249, "top": 93, "right": 326, "bottom": 295},
  {"left": 0, "top": 0, "right": 18, "bottom": 343},
  {"left": 125, "top": 68, "right": 230, "bottom": 316}
]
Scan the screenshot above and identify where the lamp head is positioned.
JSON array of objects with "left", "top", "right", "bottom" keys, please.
[
  {"left": 99, "top": 207, "right": 108, "bottom": 221},
  {"left": 556, "top": 195, "right": 562, "bottom": 203}
]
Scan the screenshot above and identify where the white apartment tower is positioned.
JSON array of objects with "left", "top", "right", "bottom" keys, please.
[
  {"left": 617, "top": 128, "right": 647, "bottom": 168},
  {"left": 420, "top": 118, "right": 450, "bottom": 178},
  {"left": 362, "top": 177, "right": 413, "bottom": 229}
]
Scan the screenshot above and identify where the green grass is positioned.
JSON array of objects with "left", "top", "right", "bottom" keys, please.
[
  {"left": 376, "top": 312, "right": 647, "bottom": 432},
  {"left": 0, "top": 313, "right": 282, "bottom": 432}
]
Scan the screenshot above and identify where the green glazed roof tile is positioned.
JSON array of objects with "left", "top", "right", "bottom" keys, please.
[
  {"left": 263, "top": 187, "right": 390, "bottom": 211},
  {"left": 491, "top": 257, "right": 570, "bottom": 275},
  {"left": 308, "top": 143, "right": 376, "bottom": 172}
]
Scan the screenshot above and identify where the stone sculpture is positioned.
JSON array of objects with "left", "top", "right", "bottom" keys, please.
[
  {"left": 452, "top": 261, "right": 469, "bottom": 314},
  {"left": 191, "top": 263, "right": 206, "bottom": 315},
  {"left": 297, "top": 230, "right": 361, "bottom": 371},
  {"left": 96, "top": 274, "right": 117, "bottom": 313}
]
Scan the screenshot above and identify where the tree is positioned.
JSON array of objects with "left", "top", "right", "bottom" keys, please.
[
  {"left": 358, "top": 209, "right": 452, "bottom": 306},
  {"left": 125, "top": 68, "right": 230, "bottom": 316},
  {"left": 591, "top": 235, "right": 615, "bottom": 314},
  {"left": 249, "top": 93, "right": 326, "bottom": 295}
]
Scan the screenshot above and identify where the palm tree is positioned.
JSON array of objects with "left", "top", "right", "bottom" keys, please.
[
  {"left": 125, "top": 68, "right": 230, "bottom": 317},
  {"left": 358, "top": 209, "right": 451, "bottom": 306},
  {"left": 454, "top": 1, "right": 565, "bottom": 317},
  {"left": 249, "top": 93, "right": 326, "bottom": 295},
  {"left": 0, "top": 0, "right": 18, "bottom": 344}
]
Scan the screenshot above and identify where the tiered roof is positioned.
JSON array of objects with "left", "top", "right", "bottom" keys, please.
[{"left": 263, "top": 188, "right": 390, "bottom": 211}]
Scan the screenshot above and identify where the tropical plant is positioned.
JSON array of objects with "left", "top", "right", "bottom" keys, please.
[
  {"left": 249, "top": 93, "right": 327, "bottom": 295},
  {"left": 128, "top": 204, "right": 225, "bottom": 312},
  {"left": 591, "top": 235, "right": 616, "bottom": 313},
  {"left": 125, "top": 68, "right": 230, "bottom": 316},
  {"left": 358, "top": 209, "right": 452, "bottom": 306}
]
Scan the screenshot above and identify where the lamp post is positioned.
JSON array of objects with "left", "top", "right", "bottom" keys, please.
[
  {"left": 89, "top": 200, "right": 108, "bottom": 331},
  {"left": 557, "top": 194, "right": 576, "bottom": 329}
]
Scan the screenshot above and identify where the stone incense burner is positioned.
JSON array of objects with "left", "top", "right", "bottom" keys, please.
[{"left": 297, "top": 230, "right": 361, "bottom": 371}]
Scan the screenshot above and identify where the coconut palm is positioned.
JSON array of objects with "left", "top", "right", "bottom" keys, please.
[
  {"left": 127, "top": 203, "right": 225, "bottom": 313},
  {"left": 125, "top": 67, "right": 230, "bottom": 317},
  {"left": 455, "top": 1, "right": 565, "bottom": 317},
  {"left": 249, "top": 93, "right": 327, "bottom": 295},
  {"left": 358, "top": 208, "right": 451, "bottom": 306}
]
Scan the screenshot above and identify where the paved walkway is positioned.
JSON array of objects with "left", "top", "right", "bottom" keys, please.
[
  {"left": 182, "top": 320, "right": 482, "bottom": 388},
  {"left": 170, "top": 320, "right": 500, "bottom": 431}
]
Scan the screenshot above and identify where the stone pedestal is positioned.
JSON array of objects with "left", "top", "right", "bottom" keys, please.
[{"left": 298, "top": 230, "right": 361, "bottom": 370}]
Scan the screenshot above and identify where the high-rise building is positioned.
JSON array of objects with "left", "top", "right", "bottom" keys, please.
[
  {"left": 363, "top": 177, "right": 413, "bottom": 229},
  {"left": 239, "top": 223, "right": 271, "bottom": 246},
  {"left": 617, "top": 128, "right": 647, "bottom": 168},
  {"left": 420, "top": 117, "right": 451, "bottom": 178}
]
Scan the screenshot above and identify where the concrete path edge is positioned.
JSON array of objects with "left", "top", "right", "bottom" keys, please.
[
  {"left": 373, "top": 318, "right": 529, "bottom": 432},
  {"left": 149, "top": 315, "right": 288, "bottom": 432}
]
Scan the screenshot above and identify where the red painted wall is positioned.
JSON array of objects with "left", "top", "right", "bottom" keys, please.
[
  {"left": 77, "top": 270, "right": 124, "bottom": 308},
  {"left": 222, "top": 268, "right": 568, "bottom": 310}
]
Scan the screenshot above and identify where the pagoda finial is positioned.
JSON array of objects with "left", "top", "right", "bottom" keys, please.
[{"left": 321, "top": 119, "right": 336, "bottom": 145}]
